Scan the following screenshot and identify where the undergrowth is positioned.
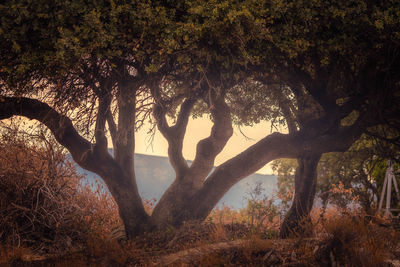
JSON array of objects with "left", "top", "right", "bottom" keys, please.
[
  {"left": 0, "top": 131, "right": 121, "bottom": 265},
  {"left": 0, "top": 131, "right": 399, "bottom": 266}
]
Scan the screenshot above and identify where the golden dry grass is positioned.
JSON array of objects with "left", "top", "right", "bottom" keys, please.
[{"left": 1, "top": 135, "right": 399, "bottom": 266}]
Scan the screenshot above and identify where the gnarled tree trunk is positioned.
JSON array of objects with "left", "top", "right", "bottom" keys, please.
[
  {"left": 0, "top": 96, "right": 152, "bottom": 238},
  {"left": 150, "top": 93, "right": 234, "bottom": 228},
  {"left": 0, "top": 95, "right": 364, "bottom": 239},
  {"left": 280, "top": 154, "right": 321, "bottom": 238},
  {"left": 91, "top": 154, "right": 152, "bottom": 238}
]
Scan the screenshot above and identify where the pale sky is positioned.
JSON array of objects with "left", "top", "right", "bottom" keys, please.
[
  {"left": 134, "top": 116, "right": 285, "bottom": 174},
  {"left": 5, "top": 115, "right": 285, "bottom": 174}
]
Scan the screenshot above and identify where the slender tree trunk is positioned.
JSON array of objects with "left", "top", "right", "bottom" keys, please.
[
  {"left": 77, "top": 148, "right": 152, "bottom": 238},
  {"left": 106, "top": 173, "right": 152, "bottom": 238},
  {"left": 280, "top": 154, "right": 321, "bottom": 238},
  {"left": 110, "top": 83, "right": 153, "bottom": 237}
]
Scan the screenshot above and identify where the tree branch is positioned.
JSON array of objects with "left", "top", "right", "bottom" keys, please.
[
  {"left": 114, "top": 82, "right": 137, "bottom": 177},
  {"left": 191, "top": 121, "right": 365, "bottom": 219},
  {"left": 278, "top": 92, "right": 298, "bottom": 133},
  {"left": 0, "top": 96, "right": 92, "bottom": 164},
  {"left": 188, "top": 95, "right": 233, "bottom": 184},
  {"left": 94, "top": 94, "right": 111, "bottom": 152},
  {"left": 0, "top": 96, "right": 151, "bottom": 235},
  {"left": 106, "top": 108, "right": 118, "bottom": 149},
  {"left": 153, "top": 98, "right": 196, "bottom": 176},
  {"left": 288, "top": 61, "right": 336, "bottom": 113}
]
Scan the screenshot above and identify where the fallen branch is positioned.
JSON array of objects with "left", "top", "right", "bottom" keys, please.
[{"left": 155, "top": 239, "right": 250, "bottom": 265}]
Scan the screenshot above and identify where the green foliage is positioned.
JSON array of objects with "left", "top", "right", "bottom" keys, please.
[
  {"left": 258, "top": 0, "right": 399, "bottom": 65},
  {"left": 1, "top": 0, "right": 399, "bottom": 124},
  {"left": 1, "top": 0, "right": 169, "bottom": 96},
  {"left": 243, "top": 181, "right": 278, "bottom": 233},
  {"left": 273, "top": 135, "right": 400, "bottom": 214},
  {"left": 271, "top": 158, "right": 297, "bottom": 212}
]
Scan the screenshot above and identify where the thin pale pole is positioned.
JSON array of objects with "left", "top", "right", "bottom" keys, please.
[
  {"left": 386, "top": 164, "right": 393, "bottom": 217},
  {"left": 378, "top": 171, "right": 388, "bottom": 211},
  {"left": 391, "top": 166, "right": 400, "bottom": 202}
]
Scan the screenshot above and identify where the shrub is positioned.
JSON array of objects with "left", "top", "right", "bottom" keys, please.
[
  {"left": 0, "top": 130, "right": 120, "bottom": 256},
  {"left": 207, "top": 181, "right": 280, "bottom": 238},
  {"left": 312, "top": 208, "right": 398, "bottom": 267}
]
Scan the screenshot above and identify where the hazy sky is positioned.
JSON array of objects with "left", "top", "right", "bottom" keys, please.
[
  {"left": 6, "top": 115, "right": 284, "bottom": 174},
  {"left": 134, "top": 116, "right": 286, "bottom": 174}
]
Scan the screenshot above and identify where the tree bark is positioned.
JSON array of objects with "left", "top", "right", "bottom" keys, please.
[
  {"left": 102, "top": 83, "right": 153, "bottom": 237},
  {"left": 151, "top": 95, "right": 233, "bottom": 228},
  {"left": 0, "top": 96, "right": 365, "bottom": 238},
  {"left": 0, "top": 96, "right": 151, "bottom": 238},
  {"left": 187, "top": 124, "right": 363, "bottom": 223},
  {"left": 280, "top": 154, "right": 321, "bottom": 238},
  {"left": 85, "top": 151, "right": 152, "bottom": 238}
]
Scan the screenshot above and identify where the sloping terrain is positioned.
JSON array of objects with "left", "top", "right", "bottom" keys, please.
[{"left": 72, "top": 150, "right": 278, "bottom": 209}]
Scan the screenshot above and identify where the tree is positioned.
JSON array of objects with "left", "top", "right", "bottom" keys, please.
[
  {"left": 317, "top": 137, "right": 400, "bottom": 215},
  {"left": 1, "top": 0, "right": 399, "bottom": 239},
  {"left": 273, "top": 135, "right": 400, "bottom": 219},
  {"left": 248, "top": 0, "right": 400, "bottom": 237}
]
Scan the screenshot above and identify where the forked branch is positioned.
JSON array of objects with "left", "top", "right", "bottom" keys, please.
[
  {"left": 0, "top": 96, "right": 92, "bottom": 166},
  {"left": 192, "top": 119, "right": 366, "bottom": 220},
  {"left": 153, "top": 98, "right": 196, "bottom": 176},
  {"left": 94, "top": 94, "right": 112, "bottom": 152},
  {"left": 106, "top": 108, "right": 118, "bottom": 149},
  {"left": 189, "top": 92, "right": 233, "bottom": 180}
]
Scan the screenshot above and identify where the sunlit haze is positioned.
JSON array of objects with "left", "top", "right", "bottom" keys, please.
[
  {"left": 134, "top": 116, "right": 286, "bottom": 174},
  {"left": 5, "top": 116, "right": 284, "bottom": 174}
]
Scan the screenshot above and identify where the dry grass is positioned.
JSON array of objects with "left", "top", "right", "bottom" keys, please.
[
  {"left": 1, "top": 134, "right": 399, "bottom": 266},
  {"left": 0, "top": 139, "right": 85, "bottom": 252},
  {"left": 311, "top": 208, "right": 398, "bottom": 267},
  {"left": 192, "top": 207, "right": 399, "bottom": 266},
  {"left": 3, "top": 202, "right": 399, "bottom": 266},
  {"left": 0, "top": 133, "right": 122, "bottom": 264}
]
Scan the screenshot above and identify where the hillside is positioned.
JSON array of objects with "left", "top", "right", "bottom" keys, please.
[{"left": 72, "top": 151, "right": 277, "bottom": 209}]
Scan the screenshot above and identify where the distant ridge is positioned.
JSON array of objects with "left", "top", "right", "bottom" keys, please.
[{"left": 70, "top": 150, "right": 277, "bottom": 209}]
